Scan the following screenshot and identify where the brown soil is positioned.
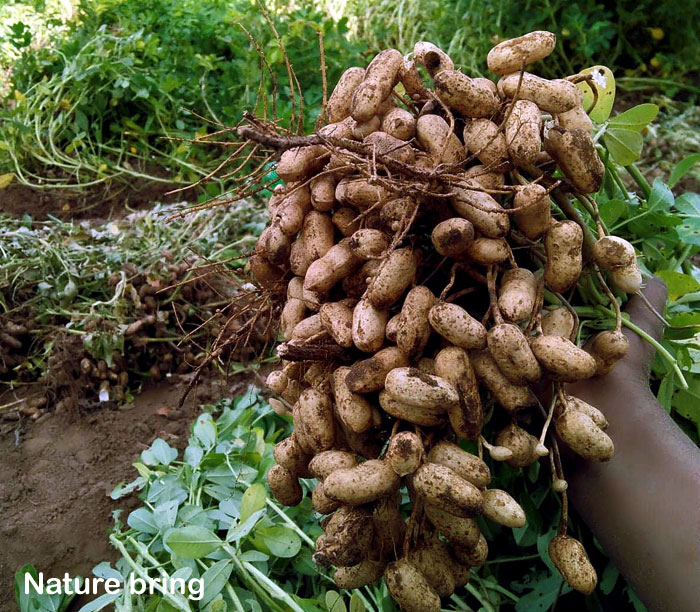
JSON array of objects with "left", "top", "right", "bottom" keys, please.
[
  {"left": 0, "top": 373, "right": 254, "bottom": 612},
  {"left": 1, "top": 178, "right": 188, "bottom": 221}
]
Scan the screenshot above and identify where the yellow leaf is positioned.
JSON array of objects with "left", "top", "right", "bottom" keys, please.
[
  {"left": 576, "top": 65, "right": 616, "bottom": 124},
  {"left": 0, "top": 173, "right": 14, "bottom": 189},
  {"left": 14, "top": 90, "right": 25, "bottom": 102}
]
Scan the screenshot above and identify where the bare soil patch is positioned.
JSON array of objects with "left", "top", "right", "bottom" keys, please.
[{"left": 0, "top": 373, "right": 253, "bottom": 611}]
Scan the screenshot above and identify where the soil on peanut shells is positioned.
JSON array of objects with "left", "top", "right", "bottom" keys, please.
[{"left": 0, "top": 372, "right": 254, "bottom": 612}]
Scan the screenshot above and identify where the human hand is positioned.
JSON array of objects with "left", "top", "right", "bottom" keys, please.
[
  {"left": 566, "top": 276, "right": 668, "bottom": 414},
  {"left": 560, "top": 276, "right": 700, "bottom": 612}
]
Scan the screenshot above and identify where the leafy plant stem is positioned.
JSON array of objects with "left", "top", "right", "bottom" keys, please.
[
  {"left": 109, "top": 535, "right": 193, "bottom": 612},
  {"left": 265, "top": 499, "right": 315, "bottom": 547}
]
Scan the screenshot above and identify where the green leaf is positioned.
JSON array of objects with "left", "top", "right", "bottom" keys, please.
[
  {"left": 514, "top": 573, "right": 568, "bottom": 612},
  {"left": 673, "top": 387, "right": 700, "bottom": 425},
  {"left": 626, "top": 586, "right": 649, "bottom": 612},
  {"left": 153, "top": 500, "right": 180, "bottom": 531},
  {"left": 599, "top": 561, "right": 619, "bottom": 595},
  {"left": 257, "top": 525, "right": 302, "bottom": 558},
  {"left": 133, "top": 462, "right": 152, "bottom": 480},
  {"left": 512, "top": 521, "right": 539, "bottom": 547},
  {"left": 205, "top": 599, "right": 227, "bottom": 612},
  {"left": 76, "top": 592, "right": 122, "bottom": 612},
  {"left": 128, "top": 508, "right": 159, "bottom": 534},
  {"left": 226, "top": 509, "right": 265, "bottom": 542},
  {"left": 628, "top": 211, "right": 681, "bottom": 238},
  {"left": 577, "top": 65, "right": 615, "bottom": 123},
  {"left": 675, "top": 192, "right": 700, "bottom": 216},
  {"left": 325, "top": 591, "right": 347, "bottom": 612},
  {"left": 200, "top": 560, "right": 233, "bottom": 608},
  {"left": 599, "top": 198, "right": 627, "bottom": 227},
  {"left": 657, "top": 372, "right": 675, "bottom": 412},
  {"left": 647, "top": 179, "right": 674, "bottom": 212},
  {"left": 194, "top": 414, "right": 217, "bottom": 450},
  {"left": 239, "top": 550, "right": 269, "bottom": 562},
  {"left": 604, "top": 128, "right": 643, "bottom": 166},
  {"left": 536, "top": 530, "right": 557, "bottom": 573},
  {"left": 669, "top": 153, "right": 700, "bottom": 189},
  {"left": 156, "top": 601, "right": 180, "bottom": 612},
  {"left": 655, "top": 271, "right": 700, "bottom": 300},
  {"left": 165, "top": 526, "right": 222, "bottom": 559},
  {"left": 240, "top": 483, "right": 267, "bottom": 523},
  {"left": 666, "top": 312, "right": 700, "bottom": 340},
  {"left": 110, "top": 477, "right": 146, "bottom": 500},
  {"left": 184, "top": 444, "right": 204, "bottom": 468},
  {"left": 677, "top": 223, "right": 700, "bottom": 246},
  {"left": 141, "top": 438, "right": 178, "bottom": 467},
  {"left": 16, "top": 565, "right": 39, "bottom": 612},
  {"left": 608, "top": 103, "right": 659, "bottom": 131},
  {"left": 349, "top": 594, "right": 365, "bottom": 612}
]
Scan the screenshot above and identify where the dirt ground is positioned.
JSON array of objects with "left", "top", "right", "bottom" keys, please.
[
  {"left": 1, "top": 179, "right": 184, "bottom": 220},
  {"left": 0, "top": 373, "right": 253, "bottom": 612}
]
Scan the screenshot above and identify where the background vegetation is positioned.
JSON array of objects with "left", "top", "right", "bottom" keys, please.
[
  {"left": 0, "top": 0, "right": 366, "bottom": 190},
  {"left": 2, "top": 0, "right": 697, "bottom": 192}
]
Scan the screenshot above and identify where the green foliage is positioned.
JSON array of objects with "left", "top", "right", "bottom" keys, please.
[
  {"left": 82, "top": 390, "right": 350, "bottom": 612},
  {"left": 603, "top": 103, "right": 659, "bottom": 166},
  {"left": 342, "top": 0, "right": 700, "bottom": 84},
  {"left": 0, "top": 0, "right": 367, "bottom": 189},
  {"left": 589, "top": 155, "right": 700, "bottom": 442},
  {"left": 15, "top": 564, "right": 79, "bottom": 612}
]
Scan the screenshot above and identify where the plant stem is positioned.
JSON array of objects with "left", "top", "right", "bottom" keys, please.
[
  {"left": 625, "top": 163, "right": 652, "bottom": 199},
  {"left": 224, "top": 582, "right": 245, "bottom": 612},
  {"left": 448, "top": 593, "right": 474, "bottom": 611},
  {"left": 472, "top": 575, "right": 520, "bottom": 602},
  {"left": 668, "top": 242, "right": 695, "bottom": 271},
  {"left": 596, "top": 306, "right": 688, "bottom": 388},
  {"left": 265, "top": 499, "right": 315, "bottom": 547},
  {"left": 109, "top": 535, "right": 192, "bottom": 612},
  {"left": 616, "top": 77, "right": 700, "bottom": 95},
  {"left": 465, "top": 583, "right": 496, "bottom": 612},
  {"left": 485, "top": 553, "right": 541, "bottom": 565},
  {"left": 241, "top": 559, "right": 307, "bottom": 612}
]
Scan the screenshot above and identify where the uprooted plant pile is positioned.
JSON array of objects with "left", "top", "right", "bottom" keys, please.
[
  {"left": 0, "top": 204, "right": 272, "bottom": 419},
  {"left": 227, "top": 30, "right": 656, "bottom": 611}
]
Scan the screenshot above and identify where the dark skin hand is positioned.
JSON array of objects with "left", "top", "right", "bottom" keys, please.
[{"left": 566, "top": 277, "right": 700, "bottom": 612}]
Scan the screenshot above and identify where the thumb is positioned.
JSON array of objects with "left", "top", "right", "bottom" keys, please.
[{"left": 620, "top": 276, "right": 668, "bottom": 372}]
